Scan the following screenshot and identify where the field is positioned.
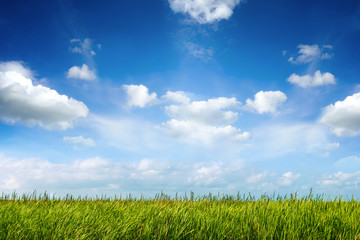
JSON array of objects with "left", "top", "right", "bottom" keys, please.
[{"left": 0, "top": 192, "right": 360, "bottom": 239}]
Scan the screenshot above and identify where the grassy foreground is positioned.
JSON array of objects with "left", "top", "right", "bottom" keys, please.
[{"left": 0, "top": 192, "right": 360, "bottom": 239}]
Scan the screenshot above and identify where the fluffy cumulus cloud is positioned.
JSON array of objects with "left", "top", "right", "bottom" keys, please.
[
  {"left": 287, "top": 71, "right": 336, "bottom": 88},
  {"left": 169, "top": 0, "right": 243, "bottom": 24},
  {"left": 67, "top": 64, "right": 96, "bottom": 81},
  {"left": 123, "top": 84, "right": 158, "bottom": 108},
  {"left": 288, "top": 44, "right": 333, "bottom": 64},
  {"left": 245, "top": 91, "right": 287, "bottom": 114},
  {"left": 63, "top": 136, "right": 96, "bottom": 147},
  {"left": 165, "top": 95, "right": 240, "bottom": 125},
  {"left": 163, "top": 93, "right": 249, "bottom": 145},
  {"left": 320, "top": 93, "right": 360, "bottom": 136},
  {"left": 0, "top": 61, "right": 88, "bottom": 130}
]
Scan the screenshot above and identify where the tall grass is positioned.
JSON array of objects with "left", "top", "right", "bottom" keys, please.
[{"left": 0, "top": 191, "right": 359, "bottom": 239}]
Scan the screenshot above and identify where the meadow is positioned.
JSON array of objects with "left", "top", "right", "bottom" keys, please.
[{"left": 0, "top": 192, "right": 359, "bottom": 239}]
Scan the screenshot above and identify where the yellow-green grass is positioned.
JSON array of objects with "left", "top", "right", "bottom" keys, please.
[{"left": 0, "top": 192, "right": 359, "bottom": 239}]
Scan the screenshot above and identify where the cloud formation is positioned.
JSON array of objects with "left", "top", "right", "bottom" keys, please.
[
  {"left": 162, "top": 92, "right": 249, "bottom": 145},
  {"left": 123, "top": 84, "right": 158, "bottom": 108},
  {"left": 165, "top": 95, "right": 240, "bottom": 125},
  {"left": 278, "top": 172, "right": 300, "bottom": 186},
  {"left": 287, "top": 71, "right": 336, "bottom": 88},
  {"left": 70, "top": 38, "right": 99, "bottom": 57},
  {"left": 169, "top": 0, "right": 243, "bottom": 24},
  {"left": 245, "top": 91, "right": 287, "bottom": 114},
  {"left": 63, "top": 136, "right": 96, "bottom": 147},
  {"left": 0, "top": 61, "right": 88, "bottom": 130},
  {"left": 163, "top": 119, "right": 250, "bottom": 145},
  {"left": 320, "top": 92, "right": 360, "bottom": 136},
  {"left": 317, "top": 171, "right": 360, "bottom": 186},
  {"left": 185, "top": 42, "right": 213, "bottom": 60},
  {"left": 0, "top": 155, "right": 119, "bottom": 191},
  {"left": 67, "top": 64, "right": 96, "bottom": 81},
  {"left": 288, "top": 44, "right": 333, "bottom": 64},
  {"left": 162, "top": 91, "right": 191, "bottom": 104}
]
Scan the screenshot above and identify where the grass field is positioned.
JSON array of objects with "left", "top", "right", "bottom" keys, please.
[{"left": 0, "top": 192, "right": 359, "bottom": 239}]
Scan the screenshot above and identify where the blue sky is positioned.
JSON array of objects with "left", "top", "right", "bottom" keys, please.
[{"left": 1, "top": 0, "right": 360, "bottom": 198}]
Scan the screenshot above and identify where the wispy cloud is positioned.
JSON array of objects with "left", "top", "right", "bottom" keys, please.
[
  {"left": 278, "top": 172, "right": 300, "bottom": 186},
  {"left": 185, "top": 42, "right": 214, "bottom": 60},
  {"left": 252, "top": 123, "right": 334, "bottom": 156},
  {"left": 163, "top": 119, "right": 250, "bottom": 145},
  {"left": 69, "top": 38, "right": 99, "bottom": 57},
  {"left": 63, "top": 136, "right": 96, "bottom": 147},
  {"left": 317, "top": 171, "right": 360, "bottom": 187}
]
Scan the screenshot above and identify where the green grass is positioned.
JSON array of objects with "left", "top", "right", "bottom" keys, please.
[{"left": 0, "top": 192, "right": 359, "bottom": 239}]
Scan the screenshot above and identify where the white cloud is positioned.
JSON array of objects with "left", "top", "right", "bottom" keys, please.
[
  {"left": 163, "top": 119, "right": 250, "bottom": 145},
  {"left": 246, "top": 172, "right": 268, "bottom": 184},
  {"left": 0, "top": 155, "right": 121, "bottom": 191},
  {"left": 161, "top": 93, "right": 250, "bottom": 146},
  {"left": 67, "top": 64, "right": 96, "bottom": 81},
  {"left": 185, "top": 42, "right": 213, "bottom": 60},
  {"left": 169, "top": 0, "right": 243, "bottom": 24},
  {"left": 0, "top": 61, "right": 33, "bottom": 78},
  {"left": 63, "top": 136, "right": 96, "bottom": 147},
  {"left": 245, "top": 91, "right": 287, "bottom": 114},
  {"left": 278, "top": 172, "right": 300, "bottom": 186},
  {"left": 123, "top": 84, "right": 158, "bottom": 108},
  {"left": 131, "top": 159, "right": 171, "bottom": 178},
  {"left": 188, "top": 162, "right": 223, "bottom": 186},
  {"left": 287, "top": 70, "right": 336, "bottom": 88},
  {"left": 288, "top": 44, "right": 333, "bottom": 64},
  {"left": 317, "top": 171, "right": 360, "bottom": 186},
  {"left": 0, "top": 153, "right": 245, "bottom": 194},
  {"left": 320, "top": 93, "right": 360, "bottom": 136},
  {"left": 74, "top": 157, "right": 111, "bottom": 170},
  {"left": 0, "top": 61, "right": 88, "bottom": 130},
  {"left": 187, "top": 160, "right": 244, "bottom": 187},
  {"left": 165, "top": 96, "right": 240, "bottom": 125},
  {"left": 70, "top": 38, "right": 98, "bottom": 56},
  {"left": 162, "top": 91, "right": 191, "bottom": 104}
]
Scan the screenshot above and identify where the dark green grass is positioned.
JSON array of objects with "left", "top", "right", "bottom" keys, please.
[{"left": 0, "top": 192, "right": 360, "bottom": 239}]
